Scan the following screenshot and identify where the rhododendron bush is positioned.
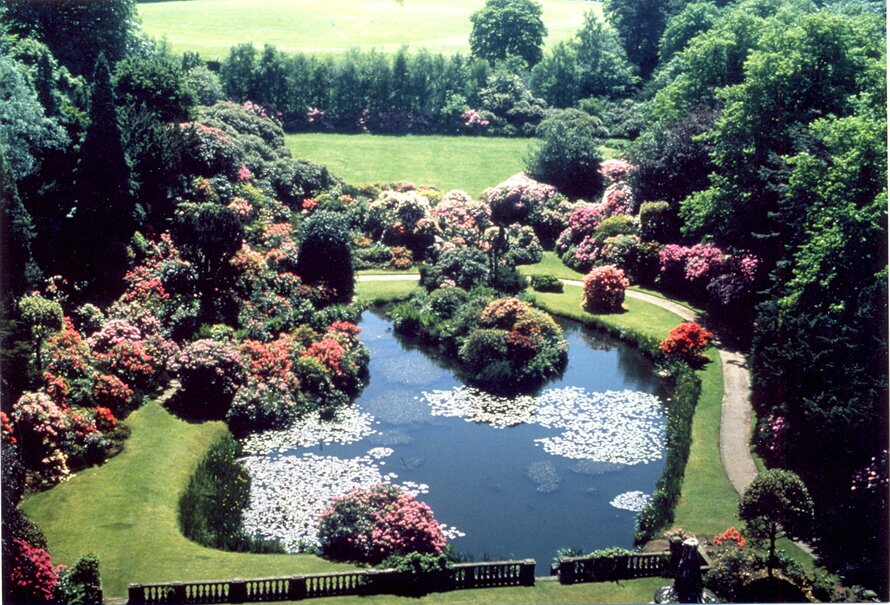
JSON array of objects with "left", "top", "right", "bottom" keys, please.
[
  {"left": 659, "top": 322, "right": 713, "bottom": 364},
  {"left": 317, "top": 483, "right": 446, "bottom": 563},
  {"left": 582, "top": 265, "right": 630, "bottom": 313}
]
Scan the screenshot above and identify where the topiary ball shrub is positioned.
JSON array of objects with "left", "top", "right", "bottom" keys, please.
[
  {"left": 582, "top": 265, "right": 629, "bottom": 313},
  {"left": 296, "top": 210, "right": 354, "bottom": 302},
  {"left": 317, "top": 483, "right": 446, "bottom": 564},
  {"left": 659, "top": 322, "right": 713, "bottom": 365}
]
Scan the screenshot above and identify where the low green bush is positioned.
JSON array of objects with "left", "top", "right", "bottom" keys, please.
[
  {"left": 178, "top": 434, "right": 283, "bottom": 553},
  {"left": 531, "top": 275, "right": 563, "bottom": 293},
  {"left": 54, "top": 554, "right": 103, "bottom": 605}
]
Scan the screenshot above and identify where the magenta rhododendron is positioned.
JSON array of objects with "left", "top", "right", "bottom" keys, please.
[
  {"left": 318, "top": 483, "right": 445, "bottom": 563},
  {"left": 599, "top": 159, "right": 636, "bottom": 183},
  {"left": 7, "top": 539, "right": 57, "bottom": 603}
]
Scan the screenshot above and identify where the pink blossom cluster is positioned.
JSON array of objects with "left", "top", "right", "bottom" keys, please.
[
  {"left": 483, "top": 173, "right": 557, "bottom": 209},
  {"left": 555, "top": 204, "right": 606, "bottom": 258},
  {"left": 582, "top": 265, "right": 630, "bottom": 313},
  {"left": 318, "top": 483, "right": 445, "bottom": 563},
  {"left": 7, "top": 538, "right": 57, "bottom": 603},
  {"left": 599, "top": 159, "right": 637, "bottom": 184},
  {"left": 432, "top": 190, "right": 491, "bottom": 235},
  {"left": 306, "top": 107, "right": 325, "bottom": 123},
  {"left": 461, "top": 108, "right": 490, "bottom": 129},
  {"left": 603, "top": 183, "right": 634, "bottom": 216}
]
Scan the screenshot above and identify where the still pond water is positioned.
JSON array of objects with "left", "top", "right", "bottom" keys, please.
[{"left": 244, "top": 310, "right": 668, "bottom": 574}]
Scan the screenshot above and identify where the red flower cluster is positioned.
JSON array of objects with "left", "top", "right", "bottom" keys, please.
[
  {"left": 659, "top": 322, "right": 713, "bottom": 363},
  {"left": 713, "top": 527, "right": 746, "bottom": 549},
  {"left": 7, "top": 538, "right": 57, "bottom": 603}
]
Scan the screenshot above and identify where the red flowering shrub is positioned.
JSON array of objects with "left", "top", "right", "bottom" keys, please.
[
  {"left": 582, "top": 265, "right": 630, "bottom": 313},
  {"left": 713, "top": 527, "right": 746, "bottom": 549},
  {"left": 659, "top": 322, "right": 713, "bottom": 364},
  {"left": 318, "top": 484, "right": 445, "bottom": 563},
  {"left": 2, "top": 411, "right": 16, "bottom": 445},
  {"left": 43, "top": 318, "right": 94, "bottom": 384},
  {"left": 6, "top": 538, "right": 57, "bottom": 603},
  {"left": 92, "top": 373, "right": 134, "bottom": 413}
]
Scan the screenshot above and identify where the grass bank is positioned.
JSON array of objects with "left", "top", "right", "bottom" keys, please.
[
  {"left": 21, "top": 402, "right": 351, "bottom": 597},
  {"left": 137, "top": 0, "right": 600, "bottom": 59}
]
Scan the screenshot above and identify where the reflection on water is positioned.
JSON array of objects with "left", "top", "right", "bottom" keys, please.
[{"left": 243, "top": 310, "right": 669, "bottom": 573}]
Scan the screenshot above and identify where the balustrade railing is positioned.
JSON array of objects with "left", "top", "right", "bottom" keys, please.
[{"left": 128, "top": 559, "right": 536, "bottom": 604}]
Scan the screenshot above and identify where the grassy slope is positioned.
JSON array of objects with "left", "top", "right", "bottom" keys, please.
[
  {"left": 22, "top": 402, "right": 352, "bottom": 597},
  {"left": 287, "top": 134, "right": 533, "bottom": 198},
  {"left": 138, "top": 0, "right": 601, "bottom": 59}
]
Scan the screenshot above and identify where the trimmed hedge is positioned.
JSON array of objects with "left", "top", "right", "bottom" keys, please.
[{"left": 634, "top": 363, "right": 700, "bottom": 542}]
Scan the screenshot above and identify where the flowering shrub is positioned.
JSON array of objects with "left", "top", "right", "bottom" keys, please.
[
  {"left": 483, "top": 173, "right": 556, "bottom": 227},
  {"left": 851, "top": 450, "right": 889, "bottom": 494},
  {"left": 658, "top": 244, "right": 691, "bottom": 291},
  {"left": 6, "top": 538, "right": 56, "bottom": 603},
  {"left": 227, "top": 379, "right": 304, "bottom": 436},
  {"left": 431, "top": 190, "right": 491, "bottom": 239},
  {"left": 367, "top": 190, "right": 436, "bottom": 254},
  {"left": 176, "top": 339, "right": 245, "bottom": 411},
  {"left": 317, "top": 483, "right": 445, "bottom": 563},
  {"left": 599, "top": 159, "right": 636, "bottom": 184},
  {"left": 582, "top": 265, "right": 630, "bottom": 313},
  {"left": 713, "top": 527, "right": 746, "bottom": 549},
  {"left": 92, "top": 373, "right": 134, "bottom": 414},
  {"left": 602, "top": 183, "right": 634, "bottom": 216},
  {"left": 659, "top": 322, "right": 713, "bottom": 364},
  {"left": 684, "top": 243, "right": 725, "bottom": 284},
  {"left": 504, "top": 225, "right": 543, "bottom": 265}
]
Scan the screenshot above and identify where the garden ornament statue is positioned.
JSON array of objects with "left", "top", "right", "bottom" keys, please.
[{"left": 654, "top": 538, "right": 719, "bottom": 604}]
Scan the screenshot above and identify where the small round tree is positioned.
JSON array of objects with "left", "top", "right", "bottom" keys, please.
[
  {"left": 296, "top": 210, "right": 354, "bottom": 302},
  {"left": 469, "top": 0, "right": 547, "bottom": 67},
  {"left": 739, "top": 469, "right": 814, "bottom": 578},
  {"left": 582, "top": 265, "right": 629, "bottom": 313},
  {"left": 526, "top": 108, "right": 607, "bottom": 199}
]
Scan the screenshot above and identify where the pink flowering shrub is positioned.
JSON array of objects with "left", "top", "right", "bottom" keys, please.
[
  {"left": 10, "top": 391, "right": 71, "bottom": 475},
  {"left": 555, "top": 204, "right": 606, "bottom": 262},
  {"left": 318, "top": 483, "right": 445, "bottom": 563},
  {"left": 582, "top": 265, "right": 630, "bottom": 313},
  {"left": 602, "top": 183, "right": 634, "bottom": 216},
  {"left": 684, "top": 243, "right": 725, "bottom": 284},
  {"left": 851, "top": 450, "right": 889, "bottom": 494},
  {"left": 658, "top": 244, "right": 691, "bottom": 291},
  {"left": 599, "top": 159, "right": 636, "bottom": 184},
  {"left": 431, "top": 190, "right": 491, "bottom": 240},
  {"left": 483, "top": 173, "right": 556, "bottom": 227},
  {"left": 461, "top": 108, "right": 490, "bottom": 131}
]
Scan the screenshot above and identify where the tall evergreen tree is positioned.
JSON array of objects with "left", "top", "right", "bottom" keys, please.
[{"left": 69, "top": 54, "right": 133, "bottom": 296}]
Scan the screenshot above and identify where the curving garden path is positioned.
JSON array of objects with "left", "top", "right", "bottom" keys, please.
[{"left": 356, "top": 274, "right": 759, "bottom": 499}]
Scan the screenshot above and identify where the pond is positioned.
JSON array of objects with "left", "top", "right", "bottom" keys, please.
[{"left": 240, "top": 310, "right": 669, "bottom": 574}]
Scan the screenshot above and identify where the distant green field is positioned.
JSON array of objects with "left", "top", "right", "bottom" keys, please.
[
  {"left": 286, "top": 133, "right": 534, "bottom": 196},
  {"left": 138, "top": 0, "right": 602, "bottom": 60}
]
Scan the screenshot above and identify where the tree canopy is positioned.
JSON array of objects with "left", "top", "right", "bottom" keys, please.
[{"left": 469, "top": 0, "right": 547, "bottom": 67}]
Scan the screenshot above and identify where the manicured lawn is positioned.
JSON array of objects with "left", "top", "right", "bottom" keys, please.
[
  {"left": 137, "top": 0, "right": 601, "bottom": 60},
  {"left": 519, "top": 251, "right": 585, "bottom": 281},
  {"left": 355, "top": 277, "right": 420, "bottom": 304},
  {"left": 22, "top": 402, "right": 353, "bottom": 598},
  {"left": 287, "top": 134, "right": 534, "bottom": 197}
]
